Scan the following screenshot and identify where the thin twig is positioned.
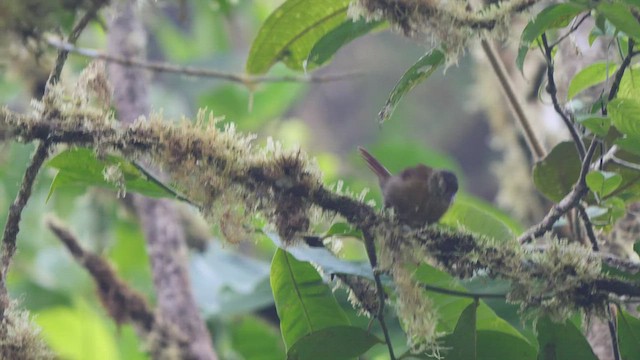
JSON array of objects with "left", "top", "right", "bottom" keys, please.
[
  {"left": 541, "top": 34, "right": 586, "bottom": 160},
  {"left": 519, "top": 139, "right": 599, "bottom": 243},
  {"left": 548, "top": 13, "right": 591, "bottom": 49},
  {"left": 611, "top": 156, "right": 640, "bottom": 171},
  {"left": 607, "top": 39, "right": 635, "bottom": 103},
  {"left": 576, "top": 203, "right": 599, "bottom": 251},
  {"left": 422, "top": 284, "right": 506, "bottom": 299},
  {"left": 481, "top": 40, "right": 545, "bottom": 160},
  {"left": 45, "top": 36, "right": 362, "bottom": 86},
  {"left": 607, "top": 305, "right": 621, "bottom": 360},
  {"left": 362, "top": 229, "right": 396, "bottom": 360},
  {"left": 131, "top": 162, "right": 200, "bottom": 209}
]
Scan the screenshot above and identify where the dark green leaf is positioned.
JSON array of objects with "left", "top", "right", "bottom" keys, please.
[
  {"left": 379, "top": 50, "right": 445, "bottom": 123},
  {"left": 287, "top": 325, "right": 381, "bottom": 360},
  {"left": 533, "top": 141, "right": 582, "bottom": 202},
  {"left": 270, "top": 249, "right": 350, "bottom": 350},
  {"left": 307, "top": 19, "right": 386, "bottom": 68},
  {"left": 608, "top": 98, "right": 640, "bottom": 138},
  {"left": 577, "top": 115, "right": 611, "bottom": 136},
  {"left": 46, "top": 148, "right": 174, "bottom": 201},
  {"left": 618, "top": 310, "right": 640, "bottom": 360},
  {"left": 246, "top": 0, "right": 350, "bottom": 74},
  {"left": 475, "top": 331, "right": 537, "bottom": 360},
  {"left": 517, "top": 3, "right": 586, "bottom": 71},
  {"left": 442, "top": 302, "right": 478, "bottom": 360},
  {"left": 441, "top": 194, "right": 524, "bottom": 241},
  {"left": 585, "top": 170, "right": 623, "bottom": 197},
  {"left": 567, "top": 62, "right": 618, "bottom": 99},
  {"left": 615, "top": 136, "right": 640, "bottom": 156},
  {"left": 536, "top": 316, "right": 598, "bottom": 360},
  {"left": 598, "top": 2, "right": 640, "bottom": 40}
]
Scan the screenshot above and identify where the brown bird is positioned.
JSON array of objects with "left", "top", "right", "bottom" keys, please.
[{"left": 359, "top": 147, "right": 458, "bottom": 227}]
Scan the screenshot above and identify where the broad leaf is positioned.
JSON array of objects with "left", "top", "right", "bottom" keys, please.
[
  {"left": 442, "top": 302, "right": 478, "bottom": 360},
  {"left": 533, "top": 141, "right": 582, "bottom": 202},
  {"left": 618, "top": 310, "right": 640, "bottom": 360},
  {"left": 47, "top": 148, "right": 174, "bottom": 201},
  {"left": 286, "top": 325, "right": 381, "bottom": 360},
  {"left": 608, "top": 98, "right": 640, "bottom": 138},
  {"left": 536, "top": 316, "right": 598, "bottom": 360},
  {"left": 585, "top": 170, "right": 623, "bottom": 197},
  {"left": 270, "top": 249, "right": 350, "bottom": 350},
  {"left": 517, "top": 3, "right": 586, "bottom": 71},
  {"left": 441, "top": 194, "right": 524, "bottom": 241},
  {"left": 598, "top": 2, "right": 640, "bottom": 40},
  {"left": 379, "top": 50, "right": 445, "bottom": 123},
  {"left": 567, "top": 62, "right": 618, "bottom": 99},
  {"left": 230, "top": 316, "right": 286, "bottom": 360},
  {"left": 246, "top": 0, "right": 350, "bottom": 74},
  {"left": 307, "top": 19, "right": 386, "bottom": 69},
  {"left": 577, "top": 115, "right": 611, "bottom": 136}
]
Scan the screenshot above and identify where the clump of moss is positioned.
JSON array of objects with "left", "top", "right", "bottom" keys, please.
[{"left": 0, "top": 300, "right": 54, "bottom": 360}]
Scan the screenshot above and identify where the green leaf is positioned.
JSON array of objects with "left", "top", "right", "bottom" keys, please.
[
  {"left": 598, "top": 2, "right": 640, "bottom": 40},
  {"left": 617, "top": 66, "right": 640, "bottom": 99},
  {"left": 533, "top": 141, "right": 582, "bottom": 202},
  {"left": 618, "top": 310, "right": 640, "bottom": 360},
  {"left": 516, "top": 3, "right": 586, "bottom": 71},
  {"left": 475, "top": 331, "right": 537, "bottom": 360},
  {"left": 246, "top": 0, "right": 350, "bottom": 74},
  {"left": 287, "top": 325, "right": 381, "bottom": 360},
  {"left": 35, "top": 304, "right": 119, "bottom": 360},
  {"left": 577, "top": 115, "right": 611, "bottom": 136},
  {"left": 270, "top": 249, "right": 350, "bottom": 350},
  {"left": 585, "top": 170, "right": 623, "bottom": 197},
  {"left": 307, "top": 19, "right": 386, "bottom": 69},
  {"left": 46, "top": 148, "right": 174, "bottom": 201},
  {"left": 608, "top": 98, "right": 640, "bottom": 138},
  {"left": 230, "top": 316, "right": 286, "bottom": 360},
  {"left": 379, "top": 50, "right": 445, "bottom": 123},
  {"left": 614, "top": 136, "right": 640, "bottom": 156},
  {"left": 443, "top": 302, "right": 478, "bottom": 360},
  {"left": 567, "top": 62, "right": 618, "bottom": 99},
  {"left": 536, "top": 316, "right": 598, "bottom": 360},
  {"left": 441, "top": 194, "right": 524, "bottom": 241}
]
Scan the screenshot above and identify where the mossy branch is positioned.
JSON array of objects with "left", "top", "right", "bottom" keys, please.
[{"left": 1, "top": 105, "right": 639, "bottom": 316}]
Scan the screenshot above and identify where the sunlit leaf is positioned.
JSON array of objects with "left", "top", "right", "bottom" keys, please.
[
  {"left": 379, "top": 50, "right": 445, "bottom": 123},
  {"left": 246, "top": 0, "right": 350, "bottom": 74},
  {"left": 608, "top": 98, "right": 640, "bottom": 138},
  {"left": 567, "top": 62, "right": 618, "bottom": 99},
  {"left": 585, "top": 170, "right": 623, "bottom": 197},
  {"left": 577, "top": 115, "right": 611, "bottom": 136}
]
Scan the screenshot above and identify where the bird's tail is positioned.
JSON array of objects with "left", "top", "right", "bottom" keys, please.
[{"left": 358, "top": 147, "right": 391, "bottom": 185}]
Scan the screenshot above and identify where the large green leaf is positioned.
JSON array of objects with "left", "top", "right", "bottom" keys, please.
[
  {"left": 598, "top": 2, "right": 640, "bottom": 40},
  {"left": 307, "top": 19, "right": 386, "bottom": 69},
  {"left": 379, "top": 50, "right": 445, "bottom": 123},
  {"left": 516, "top": 3, "right": 586, "bottom": 71},
  {"left": 536, "top": 316, "right": 598, "bottom": 360},
  {"left": 246, "top": 0, "right": 350, "bottom": 74},
  {"left": 617, "top": 66, "right": 640, "bottom": 100},
  {"left": 270, "top": 249, "right": 350, "bottom": 350},
  {"left": 533, "top": 141, "right": 582, "bottom": 202},
  {"left": 585, "top": 170, "right": 623, "bottom": 197},
  {"left": 441, "top": 194, "right": 524, "bottom": 241},
  {"left": 286, "top": 325, "right": 382, "bottom": 360},
  {"left": 567, "top": 62, "right": 618, "bottom": 100},
  {"left": 618, "top": 310, "right": 640, "bottom": 360},
  {"left": 608, "top": 98, "right": 640, "bottom": 138},
  {"left": 46, "top": 148, "right": 174, "bottom": 201},
  {"left": 442, "top": 302, "right": 478, "bottom": 360}
]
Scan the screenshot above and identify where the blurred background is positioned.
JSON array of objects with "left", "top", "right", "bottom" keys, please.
[{"left": 0, "top": 0, "right": 543, "bottom": 358}]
